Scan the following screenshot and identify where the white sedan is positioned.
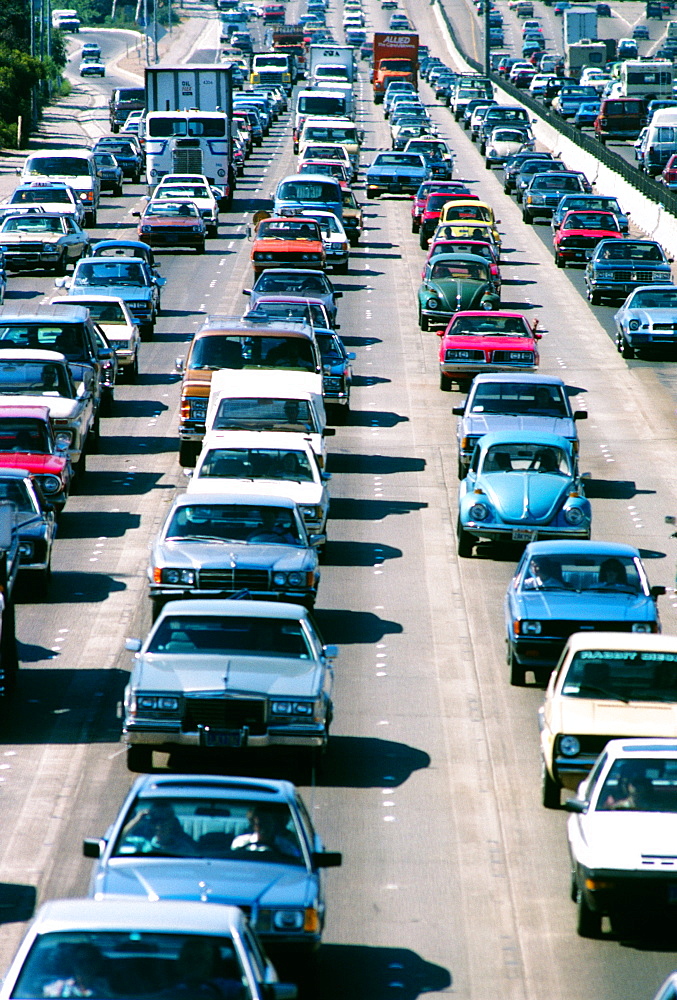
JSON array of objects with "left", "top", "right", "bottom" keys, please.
[
  {"left": 565, "top": 738, "right": 677, "bottom": 939},
  {"left": 52, "top": 293, "right": 141, "bottom": 381}
]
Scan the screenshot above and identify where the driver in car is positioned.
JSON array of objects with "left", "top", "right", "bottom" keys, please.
[{"left": 230, "top": 808, "right": 301, "bottom": 858}]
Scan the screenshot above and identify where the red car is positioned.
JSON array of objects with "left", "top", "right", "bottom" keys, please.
[
  {"left": 423, "top": 238, "right": 501, "bottom": 291},
  {"left": 0, "top": 405, "right": 72, "bottom": 512},
  {"left": 411, "top": 180, "right": 470, "bottom": 233},
  {"left": 662, "top": 153, "right": 677, "bottom": 188},
  {"left": 419, "top": 191, "right": 480, "bottom": 248},
  {"left": 437, "top": 310, "right": 541, "bottom": 391},
  {"left": 553, "top": 210, "right": 623, "bottom": 268}
]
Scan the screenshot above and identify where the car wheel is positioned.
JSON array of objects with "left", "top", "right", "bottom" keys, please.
[
  {"left": 335, "top": 260, "right": 349, "bottom": 274},
  {"left": 439, "top": 372, "right": 451, "bottom": 391},
  {"left": 419, "top": 309, "right": 429, "bottom": 331},
  {"left": 588, "top": 288, "right": 601, "bottom": 305},
  {"left": 457, "top": 457, "right": 466, "bottom": 479},
  {"left": 179, "top": 440, "right": 198, "bottom": 468},
  {"left": 196, "top": 242, "right": 206, "bottom": 254},
  {"left": 621, "top": 337, "right": 635, "bottom": 359},
  {"left": 208, "top": 224, "right": 218, "bottom": 238},
  {"left": 484, "top": 159, "right": 492, "bottom": 169},
  {"left": 509, "top": 649, "right": 525, "bottom": 686},
  {"left": 54, "top": 253, "right": 68, "bottom": 277},
  {"left": 456, "top": 518, "right": 474, "bottom": 558},
  {"left": 36, "top": 559, "right": 52, "bottom": 600},
  {"left": 522, "top": 209, "right": 532, "bottom": 224},
  {"left": 411, "top": 220, "right": 419, "bottom": 233},
  {"left": 576, "top": 887, "right": 602, "bottom": 938},
  {"left": 140, "top": 323, "right": 154, "bottom": 341},
  {"left": 89, "top": 415, "right": 101, "bottom": 450},
  {"left": 419, "top": 233, "right": 428, "bottom": 250},
  {"left": 76, "top": 449, "right": 87, "bottom": 481},
  {"left": 128, "top": 353, "right": 139, "bottom": 383},
  {"left": 555, "top": 253, "right": 565, "bottom": 268},
  {"left": 366, "top": 190, "right": 375, "bottom": 199},
  {"left": 114, "top": 183, "right": 123, "bottom": 197},
  {"left": 0, "top": 601, "right": 18, "bottom": 698},
  {"left": 127, "top": 745, "right": 153, "bottom": 773},
  {"left": 570, "top": 868, "right": 578, "bottom": 903},
  {"left": 541, "top": 760, "right": 561, "bottom": 808}
]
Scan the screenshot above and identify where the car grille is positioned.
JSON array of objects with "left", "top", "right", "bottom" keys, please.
[
  {"left": 173, "top": 148, "right": 203, "bottom": 173},
  {"left": 445, "top": 349, "right": 485, "bottom": 361},
  {"left": 652, "top": 322, "right": 677, "bottom": 330},
  {"left": 153, "top": 225, "right": 197, "bottom": 235},
  {"left": 613, "top": 270, "right": 666, "bottom": 282},
  {"left": 491, "top": 350, "right": 534, "bottom": 363},
  {"left": 538, "top": 619, "right": 651, "bottom": 638},
  {"left": 198, "top": 569, "right": 270, "bottom": 589},
  {"left": 559, "top": 236, "right": 599, "bottom": 248},
  {"left": 260, "top": 72, "right": 283, "bottom": 83},
  {"left": 183, "top": 698, "right": 267, "bottom": 734},
  {"left": 5, "top": 243, "right": 45, "bottom": 254}
]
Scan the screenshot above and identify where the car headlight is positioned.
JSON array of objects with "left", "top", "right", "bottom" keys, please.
[
  {"left": 271, "top": 701, "right": 314, "bottom": 715},
  {"left": 161, "top": 568, "right": 196, "bottom": 585},
  {"left": 469, "top": 502, "right": 489, "bottom": 520},
  {"left": 192, "top": 225, "right": 201, "bottom": 232},
  {"left": 521, "top": 620, "right": 542, "bottom": 635},
  {"left": 141, "top": 225, "right": 152, "bottom": 233},
  {"left": 628, "top": 319, "right": 640, "bottom": 330},
  {"left": 427, "top": 297, "right": 440, "bottom": 309},
  {"left": 39, "top": 475, "right": 61, "bottom": 494},
  {"left": 559, "top": 735, "right": 580, "bottom": 756},
  {"left": 287, "top": 571, "right": 303, "bottom": 586},
  {"left": 273, "top": 571, "right": 288, "bottom": 585},
  {"left": 272, "top": 910, "right": 305, "bottom": 931},
  {"left": 300, "top": 504, "right": 322, "bottom": 519},
  {"left": 632, "top": 623, "right": 653, "bottom": 632},
  {"left": 563, "top": 506, "right": 585, "bottom": 525},
  {"left": 131, "top": 693, "right": 181, "bottom": 717},
  {"left": 19, "top": 542, "right": 33, "bottom": 559},
  {"left": 55, "top": 430, "right": 73, "bottom": 448}
]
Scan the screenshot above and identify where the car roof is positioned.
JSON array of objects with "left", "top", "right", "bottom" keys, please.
[
  {"left": 563, "top": 632, "right": 677, "bottom": 653},
  {"left": 0, "top": 404, "right": 51, "bottom": 420},
  {"left": 201, "top": 430, "right": 315, "bottom": 450},
  {"left": 131, "top": 772, "right": 297, "bottom": 802},
  {"left": 171, "top": 492, "right": 298, "bottom": 510},
  {"left": 599, "top": 738, "right": 677, "bottom": 759},
  {"left": 0, "top": 305, "right": 89, "bottom": 323},
  {"left": 471, "top": 372, "right": 565, "bottom": 386},
  {"left": 154, "top": 598, "right": 310, "bottom": 620},
  {"left": 524, "top": 539, "right": 641, "bottom": 557},
  {"left": 199, "top": 315, "right": 314, "bottom": 338},
  {"left": 477, "top": 429, "right": 570, "bottom": 448},
  {"left": 0, "top": 348, "right": 67, "bottom": 362},
  {"left": 431, "top": 253, "right": 493, "bottom": 265},
  {"left": 31, "top": 898, "right": 247, "bottom": 934}
]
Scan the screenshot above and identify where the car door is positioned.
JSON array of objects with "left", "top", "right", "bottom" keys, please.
[{"left": 64, "top": 218, "right": 87, "bottom": 262}]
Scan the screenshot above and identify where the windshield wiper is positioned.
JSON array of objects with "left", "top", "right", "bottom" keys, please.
[{"left": 578, "top": 683, "right": 630, "bottom": 703}]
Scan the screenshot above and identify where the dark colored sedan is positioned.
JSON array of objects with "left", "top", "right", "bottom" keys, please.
[
  {"left": 585, "top": 239, "right": 673, "bottom": 304},
  {"left": 136, "top": 200, "right": 206, "bottom": 254},
  {"left": 94, "top": 138, "right": 143, "bottom": 182}
]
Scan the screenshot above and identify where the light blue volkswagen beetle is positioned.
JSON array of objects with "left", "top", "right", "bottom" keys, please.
[{"left": 456, "top": 430, "right": 591, "bottom": 558}]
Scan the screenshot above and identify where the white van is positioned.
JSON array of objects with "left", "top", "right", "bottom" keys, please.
[
  {"left": 205, "top": 369, "right": 333, "bottom": 466},
  {"left": 20, "top": 149, "right": 100, "bottom": 225},
  {"left": 640, "top": 107, "right": 677, "bottom": 175}
]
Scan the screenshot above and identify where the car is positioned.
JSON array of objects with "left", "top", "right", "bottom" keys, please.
[
  {"left": 551, "top": 194, "right": 630, "bottom": 235},
  {"left": 417, "top": 254, "right": 500, "bottom": 331},
  {"left": 0, "top": 348, "right": 97, "bottom": 476},
  {"left": 653, "top": 972, "right": 677, "bottom": 999},
  {"left": 662, "top": 151, "right": 677, "bottom": 187},
  {"left": 135, "top": 199, "right": 207, "bottom": 254},
  {"left": 0, "top": 467, "right": 56, "bottom": 592},
  {"left": 564, "top": 738, "right": 677, "bottom": 937},
  {"left": 4, "top": 181, "right": 87, "bottom": 226},
  {"left": 109, "top": 86, "right": 145, "bottom": 132},
  {"left": 552, "top": 84, "right": 600, "bottom": 119},
  {"left": 503, "top": 151, "right": 553, "bottom": 193},
  {"left": 514, "top": 158, "right": 568, "bottom": 204},
  {"left": 315, "top": 329, "right": 354, "bottom": 418},
  {"left": 151, "top": 181, "right": 220, "bottom": 235},
  {"left": 424, "top": 238, "right": 500, "bottom": 291},
  {"left": 188, "top": 430, "right": 331, "bottom": 537},
  {"left": 485, "top": 126, "right": 533, "bottom": 167},
  {"left": 452, "top": 373, "right": 587, "bottom": 479},
  {"left": 522, "top": 171, "right": 588, "bottom": 223},
  {"left": 249, "top": 216, "right": 325, "bottom": 275},
  {"left": 122, "top": 599, "right": 337, "bottom": 770},
  {"left": 418, "top": 190, "right": 482, "bottom": 248},
  {"left": 298, "top": 210, "right": 350, "bottom": 273},
  {"left": 0, "top": 212, "right": 88, "bottom": 274},
  {"left": 554, "top": 0, "right": 571, "bottom": 12},
  {"left": 541, "top": 633, "right": 677, "bottom": 809},
  {"left": 613, "top": 283, "right": 677, "bottom": 357},
  {"left": 438, "top": 310, "right": 540, "bottom": 391},
  {"left": 84, "top": 773, "right": 341, "bottom": 960},
  {"left": 52, "top": 294, "right": 140, "bottom": 381},
  {"left": 298, "top": 159, "right": 351, "bottom": 187},
  {"left": 80, "top": 57, "right": 105, "bottom": 76},
  {"left": 365, "top": 151, "right": 428, "bottom": 199},
  {"left": 148, "top": 493, "right": 322, "bottom": 617},
  {"left": 93, "top": 151, "right": 124, "bottom": 196},
  {"left": 632, "top": 22, "right": 650, "bottom": 38},
  {"left": 618, "top": 36, "right": 640, "bottom": 57},
  {"left": 89, "top": 238, "right": 160, "bottom": 273},
  {"left": 585, "top": 239, "right": 673, "bottom": 304},
  {"left": 505, "top": 540, "right": 665, "bottom": 687},
  {"left": 596, "top": 1, "right": 611, "bottom": 12},
  {"left": 244, "top": 269, "right": 342, "bottom": 325},
  {"left": 553, "top": 210, "right": 624, "bottom": 267},
  {"left": 244, "top": 294, "right": 336, "bottom": 332},
  {"left": 411, "top": 180, "right": 471, "bottom": 234},
  {"left": 341, "top": 188, "right": 363, "bottom": 245},
  {"left": 457, "top": 432, "right": 590, "bottom": 559},
  {"left": 93, "top": 138, "right": 143, "bottom": 182},
  {"left": 61, "top": 255, "right": 164, "bottom": 339},
  {"left": 403, "top": 138, "right": 454, "bottom": 180},
  {"left": 0, "top": 404, "right": 73, "bottom": 512},
  {"left": 0, "top": 897, "right": 295, "bottom": 1000},
  {"left": 573, "top": 101, "right": 601, "bottom": 128}
]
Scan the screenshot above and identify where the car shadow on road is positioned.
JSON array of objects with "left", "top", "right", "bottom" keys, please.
[
  {"left": 328, "top": 498, "right": 427, "bottom": 520},
  {"left": 315, "top": 943, "right": 451, "bottom": 1000},
  {"left": 321, "top": 541, "right": 402, "bottom": 566},
  {"left": 351, "top": 374, "right": 391, "bottom": 386},
  {"left": 583, "top": 479, "right": 656, "bottom": 500},
  {"left": 99, "top": 435, "right": 179, "bottom": 456},
  {"left": 77, "top": 472, "right": 169, "bottom": 496},
  {"left": 56, "top": 511, "right": 141, "bottom": 539},
  {"left": 0, "top": 883, "right": 37, "bottom": 925},
  {"left": 345, "top": 410, "right": 409, "bottom": 428},
  {"left": 314, "top": 609, "right": 403, "bottom": 643},
  {"left": 327, "top": 454, "right": 426, "bottom": 475},
  {"left": 106, "top": 399, "right": 169, "bottom": 418}
]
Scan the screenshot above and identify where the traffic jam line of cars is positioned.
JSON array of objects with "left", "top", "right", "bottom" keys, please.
[
  {"left": 407, "top": 11, "right": 677, "bottom": 958},
  {"left": 4, "top": 0, "right": 677, "bottom": 993}
]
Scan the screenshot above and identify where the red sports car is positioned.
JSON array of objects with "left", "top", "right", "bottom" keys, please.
[
  {"left": 438, "top": 310, "right": 541, "bottom": 392},
  {"left": 553, "top": 210, "right": 623, "bottom": 268}
]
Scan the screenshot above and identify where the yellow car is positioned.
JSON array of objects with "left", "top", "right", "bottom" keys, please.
[
  {"left": 438, "top": 200, "right": 502, "bottom": 247},
  {"left": 431, "top": 219, "right": 501, "bottom": 257}
]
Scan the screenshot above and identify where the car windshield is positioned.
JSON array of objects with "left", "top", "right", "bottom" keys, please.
[
  {"left": 315, "top": 332, "right": 344, "bottom": 360},
  {"left": 300, "top": 162, "right": 346, "bottom": 179},
  {"left": 630, "top": 288, "right": 677, "bottom": 307},
  {"left": 451, "top": 316, "right": 529, "bottom": 336},
  {"left": 0, "top": 217, "right": 63, "bottom": 233},
  {"left": 596, "top": 757, "right": 677, "bottom": 811},
  {"left": 73, "top": 261, "right": 147, "bottom": 286},
  {"left": 247, "top": 301, "right": 327, "bottom": 325},
  {"left": 433, "top": 242, "right": 492, "bottom": 261},
  {"left": 255, "top": 272, "right": 329, "bottom": 295},
  {"left": 469, "top": 381, "right": 568, "bottom": 415},
  {"left": 213, "top": 397, "right": 315, "bottom": 433},
  {"left": 257, "top": 220, "right": 320, "bottom": 239},
  {"left": 157, "top": 186, "right": 209, "bottom": 199},
  {"left": 598, "top": 242, "right": 665, "bottom": 262},
  {"left": 10, "top": 189, "right": 71, "bottom": 204},
  {"left": 198, "top": 447, "right": 315, "bottom": 482},
  {"left": 76, "top": 302, "right": 127, "bottom": 324},
  {"left": 10, "top": 931, "right": 250, "bottom": 1000},
  {"left": 562, "top": 649, "right": 677, "bottom": 703},
  {"left": 110, "top": 797, "right": 305, "bottom": 862},
  {"left": 373, "top": 153, "right": 424, "bottom": 167},
  {"left": 521, "top": 553, "right": 642, "bottom": 593},
  {"left": 0, "top": 419, "right": 50, "bottom": 453},
  {"left": 147, "top": 613, "right": 312, "bottom": 657},
  {"left": 304, "top": 127, "right": 357, "bottom": 142},
  {"left": 146, "top": 202, "right": 199, "bottom": 218},
  {"left": 532, "top": 175, "right": 582, "bottom": 191},
  {"left": 431, "top": 261, "right": 488, "bottom": 281},
  {"left": 0, "top": 324, "right": 85, "bottom": 359},
  {"left": 25, "top": 157, "right": 90, "bottom": 178},
  {"left": 165, "top": 502, "right": 302, "bottom": 544},
  {"left": 493, "top": 129, "right": 526, "bottom": 142},
  {"left": 190, "top": 334, "right": 316, "bottom": 371},
  {"left": 562, "top": 212, "right": 619, "bottom": 230},
  {"left": 0, "top": 360, "right": 71, "bottom": 397},
  {"left": 480, "top": 442, "right": 569, "bottom": 474},
  {"left": 94, "top": 154, "right": 117, "bottom": 167}
]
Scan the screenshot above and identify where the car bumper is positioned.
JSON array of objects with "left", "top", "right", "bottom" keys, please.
[
  {"left": 366, "top": 181, "right": 420, "bottom": 196},
  {"left": 511, "top": 635, "right": 569, "bottom": 669},
  {"left": 2, "top": 249, "right": 63, "bottom": 269},
  {"left": 124, "top": 723, "right": 328, "bottom": 749},
  {"left": 113, "top": 348, "right": 136, "bottom": 366},
  {"left": 625, "top": 331, "right": 677, "bottom": 348},
  {"left": 463, "top": 522, "right": 590, "bottom": 544},
  {"left": 140, "top": 233, "right": 204, "bottom": 249},
  {"left": 149, "top": 585, "right": 318, "bottom": 606},
  {"left": 577, "top": 869, "right": 677, "bottom": 914},
  {"left": 440, "top": 361, "right": 538, "bottom": 378}
]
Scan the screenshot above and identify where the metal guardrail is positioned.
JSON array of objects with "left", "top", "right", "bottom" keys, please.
[{"left": 434, "top": 0, "right": 677, "bottom": 217}]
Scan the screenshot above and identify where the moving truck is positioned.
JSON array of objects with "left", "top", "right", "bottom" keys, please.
[
  {"left": 308, "top": 44, "right": 355, "bottom": 84},
  {"left": 371, "top": 32, "right": 419, "bottom": 103}
]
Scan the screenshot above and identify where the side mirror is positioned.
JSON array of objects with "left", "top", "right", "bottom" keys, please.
[
  {"left": 243, "top": 288, "right": 251, "bottom": 296},
  {"left": 310, "top": 850, "right": 342, "bottom": 868},
  {"left": 573, "top": 411, "right": 587, "bottom": 421},
  {"left": 436, "top": 330, "right": 444, "bottom": 338},
  {"left": 322, "top": 643, "right": 339, "bottom": 660},
  {"left": 246, "top": 224, "right": 252, "bottom": 239},
  {"left": 175, "top": 357, "right": 185, "bottom": 373},
  {"left": 452, "top": 405, "right": 465, "bottom": 416},
  {"left": 54, "top": 276, "right": 69, "bottom": 289},
  {"left": 309, "top": 533, "right": 325, "bottom": 548},
  {"left": 132, "top": 210, "right": 141, "bottom": 217},
  {"left": 323, "top": 427, "right": 336, "bottom": 436},
  {"left": 321, "top": 471, "right": 331, "bottom": 482},
  {"left": 156, "top": 276, "right": 167, "bottom": 286},
  {"left": 651, "top": 585, "right": 667, "bottom": 598},
  {"left": 334, "top": 323, "right": 341, "bottom": 329},
  {"left": 562, "top": 798, "right": 588, "bottom": 814},
  {"left": 334, "top": 291, "right": 343, "bottom": 298},
  {"left": 347, "top": 352, "right": 356, "bottom": 360},
  {"left": 83, "top": 837, "right": 104, "bottom": 858},
  {"left": 125, "top": 638, "right": 142, "bottom": 652}
]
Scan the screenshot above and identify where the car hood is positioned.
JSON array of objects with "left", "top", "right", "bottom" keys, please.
[
  {"left": 558, "top": 228, "right": 622, "bottom": 240},
  {"left": 572, "top": 812, "right": 677, "bottom": 868},
  {"left": 187, "top": 478, "right": 324, "bottom": 504},
  {"left": 0, "top": 231, "right": 64, "bottom": 245},
  {"left": 0, "top": 452, "right": 66, "bottom": 474},
  {"left": 426, "top": 279, "right": 492, "bottom": 308},
  {"left": 443, "top": 334, "right": 534, "bottom": 351},
  {"left": 552, "top": 695, "right": 677, "bottom": 737},
  {"left": 0, "top": 394, "right": 80, "bottom": 419},
  {"left": 154, "top": 539, "right": 310, "bottom": 570},
  {"left": 479, "top": 471, "right": 573, "bottom": 522},
  {"left": 621, "top": 307, "right": 677, "bottom": 324},
  {"left": 73, "top": 284, "right": 151, "bottom": 300},
  {"left": 464, "top": 414, "right": 576, "bottom": 439},
  {"left": 95, "top": 859, "right": 314, "bottom": 907},
  {"left": 516, "top": 589, "right": 655, "bottom": 621},
  {"left": 132, "top": 653, "right": 324, "bottom": 696},
  {"left": 143, "top": 217, "right": 200, "bottom": 228},
  {"left": 490, "top": 140, "right": 524, "bottom": 155}
]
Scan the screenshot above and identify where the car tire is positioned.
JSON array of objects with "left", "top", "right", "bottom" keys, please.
[
  {"left": 621, "top": 337, "right": 634, "bottom": 359},
  {"left": 76, "top": 449, "right": 87, "bottom": 481},
  {"left": 127, "top": 745, "right": 153, "bottom": 773},
  {"left": 208, "top": 224, "right": 218, "bottom": 238},
  {"left": 179, "top": 440, "right": 198, "bottom": 468},
  {"left": 37, "top": 559, "right": 52, "bottom": 600},
  {"left": 457, "top": 457, "right": 466, "bottom": 479},
  {"left": 485, "top": 159, "right": 492, "bottom": 169},
  {"left": 576, "top": 887, "right": 602, "bottom": 938},
  {"left": 555, "top": 253, "right": 566, "bottom": 268},
  {"left": 89, "top": 415, "right": 101, "bottom": 450},
  {"left": 419, "top": 309, "right": 429, "bottom": 331},
  {"left": 140, "top": 323, "right": 154, "bottom": 341},
  {"left": 335, "top": 260, "right": 349, "bottom": 274},
  {"left": 114, "top": 183, "right": 123, "bottom": 197},
  {"left": 128, "top": 353, "right": 139, "bottom": 383},
  {"left": 196, "top": 242, "right": 206, "bottom": 254},
  {"left": 509, "top": 649, "right": 525, "bottom": 686},
  {"left": 0, "top": 601, "right": 18, "bottom": 699},
  {"left": 456, "top": 518, "right": 474, "bottom": 558},
  {"left": 541, "top": 760, "right": 561, "bottom": 808},
  {"left": 589, "top": 289, "right": 601, "bottom": 305},
  {"left": 411, "top": 220, "right": 419, "bottom": 233},
  {"left": 419, "top": 233, "right": 428, "bottom": 250},
  {"left": 54, "top": 253, "right": 68, "bottom": 277},
  {"left": 439, "top": 372, "right": 451, "bottom": 391},
  {"left": 366, "top": 190, "right": 375, "bottom": 199},
  {"left": 522, "top": 209, "right": 532, "bottom": 224}
]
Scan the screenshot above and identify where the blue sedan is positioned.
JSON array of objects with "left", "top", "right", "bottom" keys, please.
[
  {"left": 504, "top": 540, "right": 665, "bottom": 685},
  {"left": 365, "top": 151, "right": 428, "bottom": 199},
  {"left": 457, "top": 430, "right": 590, "bottom": 557}
]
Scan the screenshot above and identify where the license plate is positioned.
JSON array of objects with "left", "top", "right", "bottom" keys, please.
[
  {"left": 164, "top": 235, "right": 179, "bottom": 243},
  {"left": 512, "top": 528, "right": 537, "bottom": 541},
  {"left": 200, "top": 727, "right": 243, "bottom": 748}
]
